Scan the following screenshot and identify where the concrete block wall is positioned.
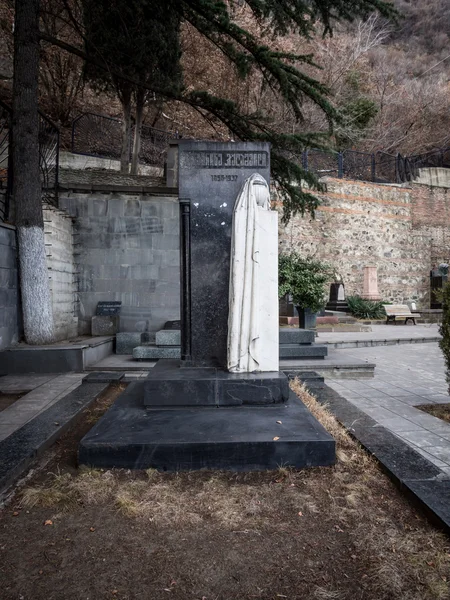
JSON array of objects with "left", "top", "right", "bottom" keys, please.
[
  {"left": 59, "top": 190, "right": 180, "bottom": 334},
  {"left": 43, "top": 204, "right": 78, "bottom": 341},
  {"left": 0, "top": 224, "right": 20, "bottom": 349},
  {"left": 278, "top": 178, "right": 433, "bottom": 306}
]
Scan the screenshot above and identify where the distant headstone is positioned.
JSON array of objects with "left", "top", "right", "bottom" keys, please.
[
  {"left": 362, "top": 266, "right": 381, "bottom": 301},
  {"left": 96, "top": 301, "right": 122, "bottom": 316}
]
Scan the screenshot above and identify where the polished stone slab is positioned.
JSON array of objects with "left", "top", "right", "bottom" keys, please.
[
  {"left": 279, "top": 344, "right": 328, "bottom": 359},
  {"left": 178, "top": 141, "right": 270, "bottom": 368},
  {"left": 279, "top": 329, "right": 315, "bottom": 344},
  {"left": 155, "top": 330, "right": 181, "bottom": 346},
  {"left": 79, "top": 383, "right": 335, "bottom": 472},
  {"left": 133, "top": 346, "right": 181, "bottom": 360},
  {"left": 82, "top": 372, "right": 124, "bottom": 384},
  {"left": 143, "top": 359, "right": 289, "bottom": 407}
]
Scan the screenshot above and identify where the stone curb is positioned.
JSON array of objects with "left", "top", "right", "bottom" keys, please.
[
  {"left": 309, "top": 382, "right": 450, "bottom": 534},
  {"left": 0, "top": 382, "right": 109, "bottom": 499},
  {"left": 323, "top": 337, "right": 441, "bottom": 349}
]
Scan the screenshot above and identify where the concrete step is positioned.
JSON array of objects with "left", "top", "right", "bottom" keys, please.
[{"left": 279, "top": 344, "right": 328, "bottom": 359}]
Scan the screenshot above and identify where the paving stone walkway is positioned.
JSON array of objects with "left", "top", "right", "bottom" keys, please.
[
  {"left": 0, "top": 373, "right": 85, "bottom": 442},
  {"left": 325, "top": 342, "right": 450, "bottom": 477}
]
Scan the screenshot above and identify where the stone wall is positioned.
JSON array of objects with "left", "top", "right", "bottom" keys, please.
[
  {"left": 0, "top": 224, "right": 20, "bottom": 350},
  {"left": 59, "top": 151, "right": 162, "bottom": 177},
  {"left": 59, "top": 189, "right": 180, "bottom": 334},
  {"left": 410, "top": 184, "right": 450, "bottom": 266},
  {"left": 43, "top": 204, "right": 78, "bottom": 341},
  {"left": 278, "top": 178, "right": 441, "bottom": 306}
]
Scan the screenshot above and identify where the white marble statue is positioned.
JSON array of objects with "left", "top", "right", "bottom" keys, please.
[{"left": 227, "top": 173, "right": 279, "bottom": 373}]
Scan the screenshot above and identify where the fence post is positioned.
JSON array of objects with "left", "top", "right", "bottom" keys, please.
[
  {"left": 337, "top": 152, "right": 343, "bottom": 178},
  {"left": 302, "top": 150, "right": 308, "bottom": 172},
  {"left": 6, "top": 126, "right": 13, "bottom": 222},
  {"left": 371, "top": 153, "right": 376, "bottom": 182}
]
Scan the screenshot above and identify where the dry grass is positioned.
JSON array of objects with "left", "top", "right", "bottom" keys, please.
[{"left": 15, "top": 378, "right": 450, "bottom": 600}]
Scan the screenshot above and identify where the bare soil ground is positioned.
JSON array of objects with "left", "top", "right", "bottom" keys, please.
[
  {"left": 0, "top": 381, "right": 449, "bottom": 600},
  {"left": 418, "top": 403, "right": 450, "bottom": 424}
]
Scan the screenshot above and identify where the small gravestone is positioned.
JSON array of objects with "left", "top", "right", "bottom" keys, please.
[
  {"left": 326, "top": 283, "right": 349, "bottom": 312},
  {"left": 91, "top": 301, "right": 122, "bottom": 336},
  {"left": 96, "top": 301, "right": 122, "bottom": 316}
]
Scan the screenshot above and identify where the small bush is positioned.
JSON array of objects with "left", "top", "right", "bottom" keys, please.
[
  {"left": 346, "top": 295, "right": 386, "bottom": 320},
  {"left": 439, "top": 282, "right": 450, "bottom": 394}
]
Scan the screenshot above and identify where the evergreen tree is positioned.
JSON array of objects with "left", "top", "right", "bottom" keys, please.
[
  {"left": 439, "top": 282, "right": 450, "bottom": 395},
  {"left": 64, "top": 0, "right": 395, "bottom": 217},
  {"left": 82, "top": 0, "right": 182, "bottom": 173}
]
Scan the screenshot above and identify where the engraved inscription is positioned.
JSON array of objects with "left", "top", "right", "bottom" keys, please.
[{"left": 182, "top": 151, "right": 268, "bottom": 169}]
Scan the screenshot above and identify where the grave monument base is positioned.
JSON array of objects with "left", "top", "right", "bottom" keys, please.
[
  {"left": 79, "top": 376, "right": 335, "bottom": 472},
  {"left": 143, "top": 360, "right": 289, "bottom": 407}
]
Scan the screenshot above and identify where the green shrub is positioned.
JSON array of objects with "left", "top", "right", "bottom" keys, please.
[
  {"left": 279, "top": 252, "right": 332, "bottom": 313},
  {"left": 346, "top": 295, "right": 386, "bottom": 320},
  {"left": 439, "top": 282, "right": 450, "bottom": 394}
]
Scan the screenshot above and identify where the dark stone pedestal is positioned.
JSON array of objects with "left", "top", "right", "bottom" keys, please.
[
  {"left": 143, "top": 360, "right": 289, "bottom": 407},
  {"left": 79, "top": 381, "right": 335, "bottom": 472}
]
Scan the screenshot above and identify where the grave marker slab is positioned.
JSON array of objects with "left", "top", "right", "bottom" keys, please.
[
  {"left": 96, "top": 301, "right": 122, "bottom": 316},
  {"left": 178, "top": 141, "right": 270, "bottom": 368}
]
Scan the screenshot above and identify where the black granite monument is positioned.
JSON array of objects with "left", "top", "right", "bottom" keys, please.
[{"left": 79, "top": 141, "right": 335, "bottom": 471}]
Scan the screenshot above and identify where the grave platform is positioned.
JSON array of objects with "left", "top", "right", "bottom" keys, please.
[
  {"left": 143, "top": 359, "right": 289, "bottom": 407},
  {"left": 79, "top": 380, "right": 335, "bottom": 472}
]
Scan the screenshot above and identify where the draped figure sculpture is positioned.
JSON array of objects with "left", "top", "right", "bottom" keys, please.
[{"left": 227, "top": 173, "right": 279, "bottom": 373}]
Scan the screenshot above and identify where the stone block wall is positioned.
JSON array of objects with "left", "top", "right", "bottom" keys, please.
[
  {"left": 0, "top": 224, "right": 20, "bottom": 350},
  {"left": 278, "top": 179, "right": 433, "bottom": 306},
  {"left": 411, "top": 184, "right": 450, "bottom": 266},
  {"left": 59, "top": 190, "right": 180, "bottom": 334},
  {"left": 43, "top": 204, "right": 78, "bottom": 340}
]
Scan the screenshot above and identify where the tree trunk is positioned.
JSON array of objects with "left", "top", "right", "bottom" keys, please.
[
  {"left": 120, "top": 89, "right": 132, "bottom": 174},
  {"left": 12, "top": 0, "right": 55, "bottom": 345},
  {"left": 130, "top": 89, "right": 145, "bottom": 175}
]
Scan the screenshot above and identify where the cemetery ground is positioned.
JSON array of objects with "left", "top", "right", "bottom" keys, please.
[{"left": 0, "top": 380, "right": 449, "bottom": 600}]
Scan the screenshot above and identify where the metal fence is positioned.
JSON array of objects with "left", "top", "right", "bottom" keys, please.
[
  {"left": 71, "top": 112, "right": 179, "bottom": 168},
  {"left": 0, "top": 98, "right": 59, "bottom": 222},
  {"left": 0, "top": 100, "right": 12, "bottom": 222},
  {"left": 302, "top": 148, "right": 417, "bottom": 184}
]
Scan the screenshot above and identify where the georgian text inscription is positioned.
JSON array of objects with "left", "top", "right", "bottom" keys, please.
[{"left": 182, "top": 151, "right": 268, "bottom": 169}]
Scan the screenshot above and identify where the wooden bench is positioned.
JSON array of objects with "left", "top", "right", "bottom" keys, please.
[{"left": 383, "top": 304, "right": 420, "bottom": 325}]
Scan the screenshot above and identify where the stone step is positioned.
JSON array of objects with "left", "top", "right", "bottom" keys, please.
[
  {"left": 279, "top": 329, "right": 315, "bottom": 345},
  {"left": 279, "top": 344, "right": 328, "bottom": 359}
]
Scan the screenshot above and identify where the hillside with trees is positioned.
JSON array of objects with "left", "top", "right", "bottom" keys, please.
[{"left": 1, "top": 0, "right": 448, "bottom": 159}]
